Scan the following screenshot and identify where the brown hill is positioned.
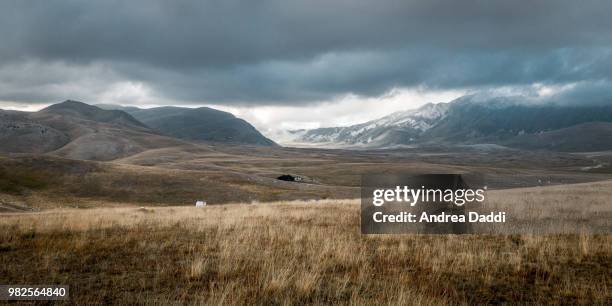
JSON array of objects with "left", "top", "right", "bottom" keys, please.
[
  {"left": 0, "top": 100, "right": 187, "bottom": 161},
  {"left": 0, "top": 110, "right": 70, "bottom": 153}
]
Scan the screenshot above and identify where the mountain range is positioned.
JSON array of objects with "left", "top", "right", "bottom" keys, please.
[
  {"left": 0, "top": 100, "right": 275, "bottom": 161},
  {"left": 289, "top": 96, "right": 612, "bottom": 152},
  {"left": 96, "top": 104, "right": 276, "bottom": 146},
  {"left": 290, "top": 102, "right": 450, "bottom": 148},
  {"left": 3, "top": 96, "right": 612, "bottom": 158}
]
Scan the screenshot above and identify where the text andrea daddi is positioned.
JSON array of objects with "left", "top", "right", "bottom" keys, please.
[{"left": 370, "top": 186, "right": 506, "bottom": 223}]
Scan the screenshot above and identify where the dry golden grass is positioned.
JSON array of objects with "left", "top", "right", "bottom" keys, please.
[
  {"left": 1, "top": 187, "right": 611, "bottom": 305},
  {"left": 476, "top": 180, "right": 612, "bottom": 234}
]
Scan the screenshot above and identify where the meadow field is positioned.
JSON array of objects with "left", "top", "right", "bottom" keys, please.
[{"left": 1, "top": 182, "right": 610, "bottom": 305}]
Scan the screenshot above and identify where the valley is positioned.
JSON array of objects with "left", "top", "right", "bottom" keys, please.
[
  {"left": 2, "top": 100, "right": 612, "bottom": 211},
  {"left": 2, "top": 143, "right": 612, "bottom": 211}
]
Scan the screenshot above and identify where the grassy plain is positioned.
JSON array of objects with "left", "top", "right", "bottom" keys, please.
[
  {"left": 2, "top": 144, "right": 611, "bottom": 210},
  {"left": 1, "top": 145, "right": 611, "bottom": 304},
  {"left": 1, "top": 181, "right": 610, "bottom": 305}
]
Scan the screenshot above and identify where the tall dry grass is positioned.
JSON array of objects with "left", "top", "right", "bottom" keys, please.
[{"left": 1, "top": 195, "right": 610, "bottom": 305}]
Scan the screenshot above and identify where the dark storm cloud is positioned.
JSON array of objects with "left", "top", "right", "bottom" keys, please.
[{"left": 0, "top": 0, "right": 611, "bottom": 105}]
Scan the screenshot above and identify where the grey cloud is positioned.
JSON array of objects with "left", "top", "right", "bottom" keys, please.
[
  {"left": 453, "top": 80, "right": 612, "bottom": 107},
  {"left": 1, "top": 0, "right": 611, "bottom": 105},
  {"left": 552, "top": 81, "right": 612, "bottom": 106},
  {"left": 0, "top": 60, "right": 123, "bottom": 103},
  {"left": 114, "top": 48, "right": 612, "bottom": 104}
]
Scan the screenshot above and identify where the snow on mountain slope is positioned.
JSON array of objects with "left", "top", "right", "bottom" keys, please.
[
  {"left": 288, "top": 95, "right": 612, "bottom": 152},
  {"left": 289, "top": 103, "right": 449, "bottom": 147}
]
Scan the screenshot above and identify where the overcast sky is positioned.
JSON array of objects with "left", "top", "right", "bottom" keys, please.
[{"left": 1, "top": 0, "right": 611, "bottom": 140}]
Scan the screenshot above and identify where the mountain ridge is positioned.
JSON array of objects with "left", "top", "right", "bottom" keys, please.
[
  {"left": 290, "top": 97, "right": 612, "bottom": 152},
  {"left": 0, "top": 100, "right": 187, "bottom": 160},
  {"left": 290, "top": 103, "right": 449, "bottom": 148},
  {"left": 97, "top": 104, "right": 277, "bottom": 147},
  {"left": 40, "top": 100, "right": 150, "bottom": 131}
]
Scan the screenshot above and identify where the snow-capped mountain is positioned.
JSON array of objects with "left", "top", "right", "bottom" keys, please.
[
  {"left": 289, "top": 103, "right": 450, "bottom": 148},
  {"left": 287, "top": 95, "right": 612, "bottom": 152}
]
